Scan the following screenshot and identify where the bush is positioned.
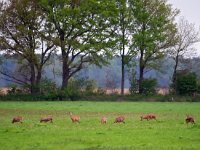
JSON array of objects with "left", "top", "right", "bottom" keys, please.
[
  {"left": 39, "top": 77, "right": 57, "bottom": 95},
  {"left": 56, "top": 78, "right": 82, "bottom": 101},
  {"left": 85, "top": 80, "right": 97, "bottom": 94},
  {"left": 141, "top": 78, "right": 157, "bottom": 94},
  {"left": 129, "top": 69, "right": 138, "bottom": 94},
  {"left": 197, "top": 80, "right": 200, "bottom": 94},
  {"left": 175, "top": 72, "right": 197, "bottom": 95}
]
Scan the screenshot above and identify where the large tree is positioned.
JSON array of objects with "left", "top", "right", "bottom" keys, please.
[
  {"left": 169, "top": 17, "right": 200, "bottom": 90},
  {"left": 130, "top": 0, "right": 178, "bottom": 93},
  {"left": 40, "top": 0, "right": 118, "bottom": 89},
  {"left": 116, "top": 0, "right": 135, "bottom": 95},
  {"left": 0, "top": 0, "right": 55, "bottom": 93}
]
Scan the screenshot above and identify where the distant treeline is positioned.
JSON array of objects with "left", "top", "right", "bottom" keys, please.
[{"left": 1, "top": 55, "right": 200, "bottom": 88}]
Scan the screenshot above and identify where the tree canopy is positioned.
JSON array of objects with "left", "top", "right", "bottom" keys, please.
[
  {"left": 40, "top": 0, "right": 119, "bottom": 89},
  {"left": 130, "top": 0, "right": 179, "bottom": 93}
]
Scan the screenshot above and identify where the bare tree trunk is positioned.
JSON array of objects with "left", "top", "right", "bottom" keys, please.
[
  {"left": 35, "top": 69, "right": 42, "bottom": 93},
  {"left": 121, "top": 54, "right": 125, "bottom": 95},
  {"left": 61, "top": 51, "right": 70, "bottom": 90},
  {"left": 172, "top": 53, "right": 179, "bottom": 92},
  {"left": 138, "top": 22, "right": 146, "bottom": 94},
  {"left": 60, "top": 31, "right": 70, "bottom": 90},
  {"left": 139, "top": 66, "right": 144, "bottom": 94},
  {"left": 30, "top": 63, "right": 36, "bottom": 94},
  {"left": 139, "top": 50, "right": 144, "bottom": 94},
  {"left": 120, "top": 12, "right": 125, "bottom": 95},
  {"left": 121, "top": 29, "right": 125, "bottom": 95}
]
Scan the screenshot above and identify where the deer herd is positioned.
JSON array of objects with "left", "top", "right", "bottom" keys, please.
[{"left": 11, "top": 113, "right": 196, "bottom": 125}]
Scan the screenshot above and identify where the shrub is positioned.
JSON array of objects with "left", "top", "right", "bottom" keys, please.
[
  {"left": 39, "top": 77, "right": 57, "bottom": 95},
  {"left": 56, "top": 78, "right": 81, "bottom": 101},
  {"left": 175, "top": 72, "right": 197, "bottom": 95},
  {"left": 197, "top": 80, "right": 200, "bottom": 94},
  {"left": 129, "top": 69, "right": 138, "bottom": 94},
  {"left": 141, "top": 78, "right": 157, "bottom": 94},
  {"left": 96, "top": 87, "right": 106, "bottom": 95},
  {"left": 85, "top": 80, "right": 97, "bottom": 94}
]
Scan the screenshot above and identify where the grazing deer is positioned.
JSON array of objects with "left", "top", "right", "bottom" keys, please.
[
  {"left": 12, "top": 116, "right": 23, "bottom": 123},
  {"left": 69, "top": 112, "right": 80, "bottom": 123},
  {"left": 149, "top": 114, "right": 157, "bottom": 120},
  {"left": 40, "top": 116, "right": 53, "bottom": 123},
  {"left": 185, "top": 116, "right": 195, "bottom": 124},
  {"left": 101, "top": 117, "right": 107, "bottom": 124},
  {"left": 114, "top": 116, "right": 125, "bottom": 123},
  {"left": 141, "top": 114, "right": 157, "bottom": 121}
]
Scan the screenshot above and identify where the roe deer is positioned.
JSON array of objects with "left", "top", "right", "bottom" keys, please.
[
  {"left": 114, "top": 116, "right": 125, "bottom": 123},
  {"left": 69, "top": 112, "right": 80, "bottom": 123},
  {"left": 12, "top": 116, "right": 23, "bottom": 123},
  {"left": 185, "top": 116, "right": 195, "bottom": 124},
  {"left": 101, "top": 117, "right": 107, "bottom": 124},
  {"left": 141, "top": 114, "right": 157, "bottom": 121},
  {"left": 40, "top": 116, "right": 53, "bottom": 123}
]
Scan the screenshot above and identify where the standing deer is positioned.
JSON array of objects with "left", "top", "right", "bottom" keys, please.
[
  {"left": 101, "top": 117, "right": 107, "bottom": 124},
  {"left": 69, "top": 112, "right": 80, "bottom": 123}
]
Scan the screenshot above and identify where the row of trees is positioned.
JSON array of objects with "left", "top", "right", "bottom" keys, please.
[{"left": 0, "top": 0, "right": 199, "bottom": 95}]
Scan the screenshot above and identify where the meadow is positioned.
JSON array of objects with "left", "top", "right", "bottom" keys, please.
[{"left": 0, "top": 101, "right": 200, "bottom": 150}]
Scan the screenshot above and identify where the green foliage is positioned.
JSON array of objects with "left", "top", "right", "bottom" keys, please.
[
  {"left": 85, "top": 79, "right": 97, "bottom": 94},
  {"left": 131, "top": 0, "right": 178, "bottom": 63},
  {"left": 197, "top": 80, "right": 200, "bottom": 94},
  {"left": 60, "top": 79, "right": 81, "bottom": 101},
  {"left": 7, "top": 84, "right": 28, "bottom": 94},
  {"left": 2, "top": 91, "right": 200, "bottom": 102},
  {"left": 0, "top": 0, "right": 55, "bottom": 94},
  {"left": 7, "top": 85, "right": 18, "bottom": 94},
  {"left": 39, "top": 78, "right": 57, "bottom": 95},
  {"left": 130, "top": 0, "right": 178, "bottom": 94},
  {"left": 129, "top": 69, "right": 138, "bottom": 94},
  {"left": 56, "top": 77, "right": 97, "bottom": 100},
  {"left": 141, "top": 78, "right": 157, "bottom": 94},
  {"left": 176, "top": 72, "right": 197, "bottom": 95},
  {"left": 40, "top": 0, "right": 119, "bottom": 89},
  {"left": 96, "top": 88, "right": 106, "bottom": 95}
]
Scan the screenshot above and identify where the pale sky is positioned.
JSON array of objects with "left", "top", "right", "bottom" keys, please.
[{"left": 168, "top": 0, "right": 200, "bottom": 56}]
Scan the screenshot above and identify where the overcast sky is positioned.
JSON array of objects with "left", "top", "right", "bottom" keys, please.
[{"left": 168, "top": 0, "right": 200, "bottom": 55}]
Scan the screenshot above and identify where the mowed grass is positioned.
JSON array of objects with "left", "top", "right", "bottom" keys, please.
[{"left": 0, "top": 101, "right": 200, "bottom": 150}]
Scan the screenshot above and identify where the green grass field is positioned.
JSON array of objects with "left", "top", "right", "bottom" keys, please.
[{"left": 0, "top": 101, "right": 200, "bottom": 150}]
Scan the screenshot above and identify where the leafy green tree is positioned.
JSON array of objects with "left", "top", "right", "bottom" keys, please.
[
  {"left": 141, "top": 78, "right": 157, "bottom": 94},
  {"left": 175, "top": 71, "right": 197, "bottom": 95},
  {"left": 40, "top": 0, "right": 119, "bottom": 89},
  {"left": 116, "top": 0, "right": 135, "bottom": 95},
  {"left": 0, "top": 0, "right": 55, "bottom": 94},
  {"left": 130, "top": 0, "right": 178, "bottom": 93}
]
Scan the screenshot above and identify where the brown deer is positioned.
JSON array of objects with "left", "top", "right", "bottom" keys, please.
[
  {"left": 114, "top": 116, "right": 125, "bottom": 123},
  {"left": 12, "top": 116, "right": 23, "bottom": 123},
  {"left": 40, "top": 116, "right": 53, "bottom": 123},
  {"left": 101, "top": 117, "right": 107, "bottom": 124},
  {"left": 69, "top": 112, "right": 80, "bottom": 123},
  {"left": 141, "top": 114, "right": 157, "bottom": 121},
  {"left": 185, "top": 116, "right": 195, "bottom": 124}
]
